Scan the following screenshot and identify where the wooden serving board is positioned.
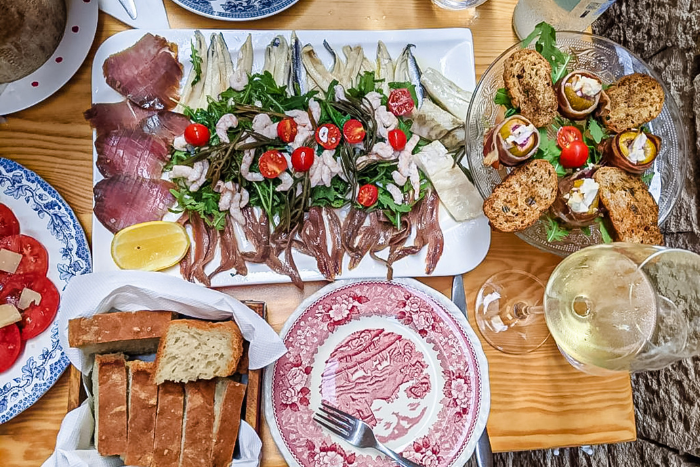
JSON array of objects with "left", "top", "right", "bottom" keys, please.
[{"left": 66, "top": 301, "right": 267, "bottom": 435}]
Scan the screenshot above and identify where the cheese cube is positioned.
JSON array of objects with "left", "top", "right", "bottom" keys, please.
[
  {"left": 0, "top": 304, "right": 21, "bottom": 328},
  {"left": 19, "top": 288, "right": 42, "bottom": 310},
  {"left": 0, "top": 249, "right": 22, "bottom": 274}
]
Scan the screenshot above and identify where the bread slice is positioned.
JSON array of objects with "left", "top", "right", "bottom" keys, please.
[
  {"left": 503, "top": 49, "right": 558, "bottom": 128},
  {"left": 483, "top": 159, "right": 558, "bottom": 232},
  {"left": 69, "top": 311, "right": 175, "bottom": 355},
  {"left": 597, "top": 73, "right": 665, "bottom": 133},
  {"left": 212, "top": 379, "right": 247, "bottom": 467},
  {"left": 594, "top": 167, "right": 663, "bottom": 245},
  {"left": 92, "top": 353, "right": 128, "bottom": 457},
  {"left": 154, "top": 320, "right": 244, "bottom": 385},
  {"left": 125, "top": 361, "right": 159, "bottom": 467},
  {"left": 180, "top": 380, "right": 217, "bottom": 467},
  {"left": 153, "top": 382, "right": 185, "bottom": 467}
]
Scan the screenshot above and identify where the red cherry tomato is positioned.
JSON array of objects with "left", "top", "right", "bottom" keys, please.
[
  {"left": 560, "top": 140, "right": 589, "bottom": 168},
  {"left": 291, "top": 146, "right": 315, "bottom": 172},
  {"left": 556, "top": 126, "right": 583, "bottom": 149},
  {"left": 343, "top": 119, "right": 366, "bottom": 144},
  {"left": 184, "top": 123, "right": 210, "bottom": 146},
  {"left": 388, "top": 129, "right": 407, "bottom": 151},
  {"left": 277, "top": 118, "right": 298, "bottom": 143},
  {"left": 0, "top": 274, "right": 60, "bottom": 341},
  {"left": 357, "top": 184, "right": 379, "bottom": 207},
  {"left": 387, "top": 88, "right": 415, "bottom": 116},
  {"left": 0, "top": 235, "right": 48, "bottom": 278},
  {"left": 258, "top": 150, "right": 288, "bottom": 179},
  {"left": 0, "top": 324, "right": 21, "bottom": 372},
  {"left": 315, "top": 123, "right": 342, "bottom": 150},
  {"left": 0, "top": 205, "right": 19, "bottom": 238}
]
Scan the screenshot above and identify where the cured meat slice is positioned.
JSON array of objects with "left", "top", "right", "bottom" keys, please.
[
  {"left": 95, "top": 128, "right": 170, "bottom": 179},
  {"left": 94, "top": 175, "right": 176, "bottom": 234},
  {"left": 418, "top": 190, "right": 444, "bottom": 274},
  {"left": 301, "top": 207, "right": 334, "bottom": 281},
  {"left": 241, "top": 208, "right": 271, "bottom": 263},
  {"left": 189, "top": 215, "right": 218, "bottom": 287},
  {"left": 208, "top": 218, "right": 247, "bottom": 281},
  {"left": 324, "top": 208, "right": 344, "bottom": 278},
  {"left": 141, "top": 112, "right": 191, "bottom": 142},
  {"left": 103, "top": 33, "right": 183, "bottom": 110},
  {"left": 84, "top": 101, "right": 156, "bottom": 136}
]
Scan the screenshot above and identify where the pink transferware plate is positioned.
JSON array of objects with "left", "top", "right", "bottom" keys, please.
[{"left": 264, "top": 279, "right": 490, "bottom": 467}]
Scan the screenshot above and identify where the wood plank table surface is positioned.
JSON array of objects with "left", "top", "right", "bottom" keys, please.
[{"left": 0, "top": 0, "right": 635, "bottom": 465}]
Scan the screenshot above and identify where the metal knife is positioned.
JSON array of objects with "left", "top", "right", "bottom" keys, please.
[
  {"left": 118, "top": 0, "right": 138, "bottom": 20},
  {"left": 452, "top": 275, "right": 494, "bottom": 467}
]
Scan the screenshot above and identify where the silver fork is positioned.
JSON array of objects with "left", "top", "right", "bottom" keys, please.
[{"left": 314, "top": 401, "right": 425, "bottom": 467}]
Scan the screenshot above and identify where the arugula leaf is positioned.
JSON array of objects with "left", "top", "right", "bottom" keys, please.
[
  {"left": 505, "top": 107, "right": 519, "bottom": 118},
  {"left": 494, "top": 88, "right": 512, "bottom": 106},
  {"left": 595, "top": 217, "right": 613, "bottom": 243},
  {"left": 397, "top": 117, "right": 413, "bottom": 141},
  {"left": 521, "top": 22, "right": 571, "bottom": 83},
  {"left": 533, "top": 128, "right": 566, "bottom": 176},
  {"left": 347, "top": 72, "right": 383, "bottom": 99},
  {"left": 169, "top": 184, "right": 226, "bottom": 230},
  {"left": 544, "top": 214, "right": 571, "bottom": 242},
  {"left": 388, "top": 81, "right": 419, "bottom": 106},
  {"left": 641, "top": 172, "right": 655, "bottom": 185},
  {"left": 587, "top": 118, "right": 607, "bottom": 144},
  {"left": 581, "top": 226, "right": 591, "bottom": 237},
  {"left": 190, "top": 41, "right": 203, "bottom": 86},
  {"left": 310, "top": 178, "right": 350, "bottom": 208}
]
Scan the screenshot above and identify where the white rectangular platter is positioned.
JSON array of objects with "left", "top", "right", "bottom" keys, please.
[{"left": 91, "top": 28, "right": 491, "bottom": 286}]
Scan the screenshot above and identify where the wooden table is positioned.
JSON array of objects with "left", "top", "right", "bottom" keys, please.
[{"left": 0, "top": 0, "right": 636, "bottom": 465}]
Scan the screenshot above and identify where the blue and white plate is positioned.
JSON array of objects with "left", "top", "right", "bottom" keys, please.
[
  {"left": 171, "top": 0, "right": 300, "bottom": 21},
  {"left": 0, "top": 158, "right": 91, "bottom": 424}
]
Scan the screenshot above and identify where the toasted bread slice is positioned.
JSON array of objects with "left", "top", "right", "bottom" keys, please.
[
  {"left": 503, "top": 49, "right": 558, "bottom": 128},
  {"left": 483, "top": 159, "right": 558, "bottom": 232},
  {"left": 597, "top": 73, "right": 664, "bottom": 133},
  {"left": 594, "top": 167, "right": 663, "bottom": 245}
]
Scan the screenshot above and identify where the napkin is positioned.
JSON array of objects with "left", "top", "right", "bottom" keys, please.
[
  {"left": 42, "top": 271, "right": 284, "bottom": 467},
  {"left": 99, "top": 0, "right": 170, "bottom": 29}
]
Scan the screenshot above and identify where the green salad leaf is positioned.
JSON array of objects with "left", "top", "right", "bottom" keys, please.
[
  {"left": 169, "top": 184, "right": 227, "bottom": 230},
  {"left": 595, "top": 217, "right": 613, "bottom": 243},
  {"left": 544, "top": 214, "right": 571, "bottom": 242},
  {"left": 190, "top": 42, "right": 203, "bottom": 86},
  {"left": 522, "top": 22, "right": 571, "bottom": 83},
  {"left": 493, "top": 88, "right": 519, "bottom": 117},
  {"left": 310, "top": 178, "right": 350, "bottom": 208},
  {"left": 587, "top": 118, "right": 607, "bottom": 144},
  {"left": 641, "top": 172, "right": 655, "bottom": 185},
  {"left": 533, "top": 128, "right": 566, "bottom": 177},
  {"left": 388, "top": 81, "right": 419, "bottom": 106},
  {"left": 347, "top": 72, "right": 384, "bottom": 100}
]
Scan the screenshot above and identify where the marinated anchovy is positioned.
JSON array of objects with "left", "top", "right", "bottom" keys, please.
[
  {"left": 394, "top": 44, "right": 424, "bottom": 108},
  {"left": 301, "top": 44, "right": 336, "bottom": 92},
  {"left": 289, "top": 32, "right": 306, "bottom": 95},
  {"left": 176, "top": 30, "right": 207, "bottom": 112},
  {"left": 263, "top": 35, "right": 291, "bottom": 87},
  {"left": 376, "top": 41, "right": 394, "bottom": 94},
  {"left": 323, "top": 40, "right": 345, "bottom": 82}
]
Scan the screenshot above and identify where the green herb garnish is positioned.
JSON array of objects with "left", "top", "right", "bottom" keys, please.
[
  {"left": 587, "top": 118, "right": 607, "bottom": 144},
  {"left": 522, "top": 22, "right": 571, "bottom": 83},
  {"left": 641, "top": 172, "right": 655, "bottom": 185},
  {"left": 595, "top": 217, "right": 613, "bottom": 243},
  {"left": 544, "top": 214, "right": 571, "bottom": 242},
  {"left": 494, "top": 87, "right": 519, "bottom": 117},
  {"left": 190, "top": 41, "right": 203, "bottom": 86},
  {"left": 533, "top": 128, "right": 566, "bottom": 177}
]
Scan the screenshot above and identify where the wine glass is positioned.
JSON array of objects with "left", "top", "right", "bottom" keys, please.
[{"left": 475, "top": 243, "right": 700, "bottom": 374}]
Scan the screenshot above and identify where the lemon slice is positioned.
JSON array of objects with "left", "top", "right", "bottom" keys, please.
[{"left": 111, "top": 221, "right": 190, "bottom": 271}]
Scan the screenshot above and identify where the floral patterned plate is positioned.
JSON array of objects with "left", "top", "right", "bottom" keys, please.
[
  {"left": 264, "top": 279, "right": 490, "bottom": 467},
  {"left": 170, "top": 0, "right": 299, "bottom": 21},
  {"left": 0, "top": 158, "right": 91, "bottom": 423}
]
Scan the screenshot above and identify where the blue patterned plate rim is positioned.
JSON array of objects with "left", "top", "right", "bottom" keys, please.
[
  {"left": 0, "top": 158, "right": 92, "bottom": 424},
  {"left": 171, "top": 0, "right": 300, "bottom": 21}
]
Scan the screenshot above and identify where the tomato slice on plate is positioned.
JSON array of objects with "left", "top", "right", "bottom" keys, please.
[
  {"left": 0, "top": 324, "right": 22, "bottom": 373},
  {"left": 259, "top": 150, "right": 288, "bottom": 179},
  {"left": 277, "top": 118, "right": 298, "bottom": 143},
  {"left": 387, "top": 88, "right": 415, "bottom": 116},
  {"left": 0, "top": 204, "right": 20, "bottom": 238},
  {"left": 557, "top": 126, "right": 583, "bottom": 149},
  {"left": 0, "top": 274, "right": 60, "bottom": 341},
  {"left": 291, "top": 146, "right": 315, "bottom": 172},
  {"left": 0, "top": 235, "right": 48, "bottom": 277},
  {"left": 357, "top": 184, "right": 379, "bottom": 207},
  {"left": 343, "top": 119, "right": 366, "bottom": 144},
  {"left": 315, "top": 124, "right": 342, "bottom": 150}
]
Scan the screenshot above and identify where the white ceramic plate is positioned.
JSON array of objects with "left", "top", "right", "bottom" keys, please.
[
  {"left": 90, "top": 29, "right": 491, "bottom": 286},
  {"left": 264, "top": 279, "right": 490, "bottom": 467},
  {"left": 0, "top": 0, "right": 98, "bottom": 116},
  {"left": 0, "top": 158, "right": 91, "bottom": 423},
  {"left": 170, "top": 0, "right": 300, "bottom": 21}
]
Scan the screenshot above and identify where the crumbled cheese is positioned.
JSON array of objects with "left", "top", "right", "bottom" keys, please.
[
  {"left": 506, "top": 124, "right": 536, "bottom": 147},
  {"left": 0, "top": 304, "right": 21, "bottom": 328},
  {"left": 572, "top": 75, "right": 602, "bottom": 97},
  {"left": 0, "top": 249, "right": 22, "bottom": 274},
  {"left": 567, "top": 178, "right": 599, "bottom": 214},
  {"left": 628, "top": 132, "right": 649, "bottom": 163},
  {"left": 18, "top": 288, "right": 42, "bottom": 310}
]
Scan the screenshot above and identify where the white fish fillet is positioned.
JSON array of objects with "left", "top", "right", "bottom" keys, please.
[
  {"left": 410, "top": 99, "right": 465, "bottom": 149},
  {"left": 421, "top": 68, "right": 473, "bottom": 119}
]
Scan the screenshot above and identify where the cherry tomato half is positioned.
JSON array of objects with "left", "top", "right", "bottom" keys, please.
[
  {"left": 184, "top": 123, "right": 210, "bottom": 146},
  {"left": 291, "top": 146, "right": 315, "bottom": 172},
  {"left": 277, "top": 118, "right": 298, "bottom": 144},
  {"left": 343, "top": 119, "right": 366, "bottom": 144},
  {"left": 387, "top": 88, "right": 415, "bottom": 116},
  {"left": 357, "top": 184, "right": 379, "bottom": 207},
  {"left": 0, "top": 324, "right": 21, "bottom": 373},
  {"left": 0, "top": 274, "right": 60, "bottom": 341},
  {"left": 560, "top": 140, "right": 589, "bottom": 168},
  {"left": 388, "top": 129, "right": 407, "bottom": 151},
  {"left": 0, "top": 235, "right": 48, "bottom": 278},
  {"left": 556, "top": 126, "right": 583, "bottom": 149},
  {"left": 258, "top": 150, "right": 288, "bottom": 179},
  {"left": 315, "top": 123, "right": 342, "bottom": 150}
]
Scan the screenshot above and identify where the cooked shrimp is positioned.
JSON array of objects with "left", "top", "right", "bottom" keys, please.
[
  {"left": 375, "top": 106, "right": 398, "bottom": 139},
  {"left": 216, "top": 114, "right": 239, "bottom": 143},
  {"left": 173, "top": 134, "right": 188, "bottom": 151},
  {"left": 276, "top": 172, "right": 294, "bottom": 192},
  {"left": 386, "top": 183, "right": 404, "bottom": 204},
  {"left": 230, "top": 68, "right": 248, "bottom": 91},
  {"left": 241, "top": 149, "right": 264, "bottom": 182},
  {"left": 252, "top": 113, "right": 279, "bottom": 139}
]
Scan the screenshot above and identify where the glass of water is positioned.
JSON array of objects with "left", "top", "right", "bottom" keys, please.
[
  {"left": 432, "top": 0, "right": 489, "bottom": 11},
  {"left": 512, "top": 0, "right": 617, "bottom": 39}
]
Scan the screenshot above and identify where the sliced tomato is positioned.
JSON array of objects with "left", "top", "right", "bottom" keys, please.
[
  {"left": 0, "top": 274, "right": 60, "bottom": 341},
  {"left": 0, "top": 204, "right": 19, "bottom": 238},
  {"left": 315, "top": 124, "right": 342, "bottom": 150},
  {"left": 387, "top": 88, "right": 415, "bottom": 116},
  {"left": 184, "top": 123, "right": 210, "bottom": 146},
  {"left": 258, "top": 150, "right": 288, "bottom": 179},
  {"left": 277, "top": 118, "right": 298, "bottom": 143},
  {"left": 0, "top": 235, "right": 48, "bottom": 277},
  {"left": 0, "top": 324, "right": 21, "bottom": 372},
  {"left": 343, "top": 119, "right": 366, "bottom": 144},
  {"left": 557, "top": 126, "right": 583, "bottom": 149},
  {"left": 291, "top": 146, "right": 315, "bottom": 172},
  {"left": 388, "top": 129, "right": 407, "bottom": 151},
  {"left": 357, "top": 184, "right": 379, "bottom": 207},
  {"left": 560, "top": 140, "right": 589, "bottom": 168}
]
